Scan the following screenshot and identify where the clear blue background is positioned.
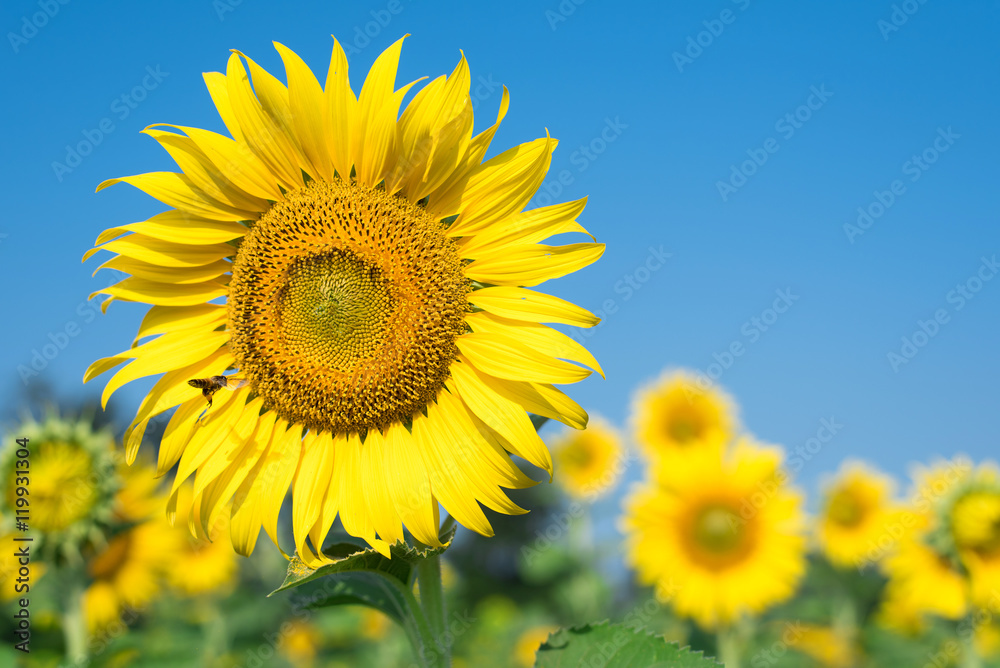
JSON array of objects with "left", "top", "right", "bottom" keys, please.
[{"left": 1, "top": 0, "right": 998, "bottom": 500}]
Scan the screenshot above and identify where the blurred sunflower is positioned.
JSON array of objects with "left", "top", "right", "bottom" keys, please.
[
  {"left": 879, "top": 458, "right": 973, "bottom": 626},
  {"left": 621, "top": 440, "right": 805, "bottom": 630},
  {"left": 947, "top": 464, "right": 1000, "bottom": 609},
  {"left": 85, "top": 36, "right": 603, "bottom": 565},
  {"left": 631, "top": 370, "right": 735, "bottom": 465},
  {"left": 0, "top": 531, "right": 45, "bottom": 601},
  {"left": 279, "top": 619, "right": 322, "bottom": 668},
  {"left": 815, "top": 461, "right": 903, "bottom": 569},
  {"left": 550, "top": 416, "right": 622, "bottom": 500},
  {"left": 0, "top": 412, "right": 119, "bottom": 563},
  {"left": 83, "top": 518, "right": 176, "bottom": 632}
]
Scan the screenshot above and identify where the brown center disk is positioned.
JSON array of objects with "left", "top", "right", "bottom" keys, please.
[{"left": 228, "top": 179, "right": 470, "bottom": 434}]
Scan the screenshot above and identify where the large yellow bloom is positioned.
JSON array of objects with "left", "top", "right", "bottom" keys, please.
[
  {"left": 815, "top": 461, "right": 904, "bottom": 569},
  {"left": 621, "top": 441, "right": 805, "bottom": 629},
  {"left": 631, "top": 370, "right": 735, "bottom": 464},
  {"left": 550, "top": 416, "right": 623, "bottom": 500},
  {"left": 84, "top": 37, "right": 604, "bottom": 564}
]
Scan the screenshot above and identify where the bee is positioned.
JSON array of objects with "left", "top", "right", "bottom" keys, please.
[{"left": 188, "top": 375, "right": 248, "bottom": 407}]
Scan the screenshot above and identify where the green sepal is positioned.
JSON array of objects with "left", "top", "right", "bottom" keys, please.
[{"left": 535, "top": 621, "right": 722, "bottom": 668}]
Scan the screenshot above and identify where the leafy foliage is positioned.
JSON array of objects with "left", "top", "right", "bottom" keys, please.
[{"left": 535, "top": 621, "right": 722, "bottom": 667}]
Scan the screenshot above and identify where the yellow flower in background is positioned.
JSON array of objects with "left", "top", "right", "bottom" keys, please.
[
  {"left": 279, "top": 619, "right": 321, "bottom": 668},
  {"left": 164, "top": 485, "right": 239, "bottom": 597},
  {"left": 875, "top": 582, "right": 927, "bottom": 636},
  {"left": 83, "top": 519, "right": 177, "bottom": 631},
  {"left": 631, "top": 370, "right": 735, "bottom": 464},
  {"left": 622, "top": 440, "right": 805, "bottom": 630},
  {"left": 794, "top": 624, "right": 855, "bottom": 668},
  {"left": 551, "top": 416, "right": 623, "bottom": 500},
  {"left": 0, "top": 532, "right": 45, "bottom": 601},
  {"left": 358, "top": 608, "right": 391, "bottom": 641},
  {"left": 881, "top": 536, "right": 968, "bottom": 622},
  {"left": 0, "top": 413, "right": 119, "bottom": 563},
  {"left": 85, "top": 36, "right": 604, "bottom": 564},
  {"left": 514, "top": 625, "right": 558, "bottom": 667},
  {"left": 943, "top": 463, "right": 1000, "bottom": 609},
  {"left": 815, "top": 461, "right": 904, "bottom": 569}
]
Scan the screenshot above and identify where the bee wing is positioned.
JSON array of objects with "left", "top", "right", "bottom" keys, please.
[{"left": 224, "top": 378, "right": 250, "bottom": 391}]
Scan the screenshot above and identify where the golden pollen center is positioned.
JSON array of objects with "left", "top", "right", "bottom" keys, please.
[{"left": 229, "top": 179, "right": 470, "bottom": 434}]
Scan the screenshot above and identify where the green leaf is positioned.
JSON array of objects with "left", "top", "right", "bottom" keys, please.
[
  {"left": 535, "top": 621, "right": 722, "bottom": 668},
  {"left": 269, "top": 524, "right": 457, "bottom": 625}
]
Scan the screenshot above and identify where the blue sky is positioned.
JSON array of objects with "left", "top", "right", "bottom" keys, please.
[{"left": 1, "top": 0, "right": 998, "bottom": 497}]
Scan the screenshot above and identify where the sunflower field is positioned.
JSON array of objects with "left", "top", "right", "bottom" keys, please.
[{"left": 2, "top": 1, "right": 998, "bottom": 667}]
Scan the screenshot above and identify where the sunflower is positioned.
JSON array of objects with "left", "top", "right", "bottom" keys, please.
[
  {"left": 621, "top": 440, "right": 805, "bottom": 630},
  {"left": 631, "top": 370, "right": 735, "bottom": 465},
  {"left": 84, "top": 36, "right": 603, "bottom": 564},
  {"left": 550, "top": 416, "right": 623, "bottom": 500},
  {"left": 0, "top": 413, "right": 119, "bottom": 563},
  {"left": 279, "top": 619, "right": 322, "bottom": 668},
  {"left": 793, "top": 624, "right": 855, "bottom": 668},
  {"left": 815, "top": 461, "right": 904, "bottom": 570},
  {"left": 943, "top": 463, "right": 1000, "bottom": 609},
  {"left": 83, "top": 518, "right": 177, "bottom": 632}
]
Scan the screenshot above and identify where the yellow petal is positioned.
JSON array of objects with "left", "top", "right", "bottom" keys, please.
[
  {"left": 292, "top": 431, "right": 335, "bottom": 557},
  {"left": 448, "top": 360, "right": 554, "bottom": 473},
  {"left": 170, "top": 388, "right": 248, "bottom": 495},
  {"left": 323, "top": 38, "right": 356, "bottom": 181},
  {"left": 236, "top": 50, "right": 317, "bottom": 178},
  {"left": 225, "top": 53, "right": 303, "bottom": 190},
  {"left": 141, "top": 128, "right": 269, "bottom": 212},
  {"left": 445, "top": 135, "right": 556, "bottom": 235},
  {"left": 96, "top": 172, "right": 256, "bottom": 222},
  {"left": 487, "top": 377, "right": 589, "bottom": 431},
  {"left": 134, "top": 304, "right": 226, "bottom": 343},
  {"left": 200, "top": 409, "right": 274, "bottom": 533},
  {"left": 383, "top": 422, "right": 440, "bottom": 547},
  {"left": 274, "top": 42, "right": 333, "bottom": 181},
  {"left": 90, "top": 277, "right": 227, "bottom": 307},
  {"left": 158, "top": 398, "right": 207, "bottom": 476},
  {"left": 466, "top": 242, "right": 605, "bottom": 287},
  {"left": 98, "top": 330, "right": 229, "bottom": 408},
  {"left": 84, "top": 234, "right": 233, "bottom": 267},
  {"left": 190, "top": 395, "right": 265, "bottom": 500},
  {"left": 456, "top": 332, "right": 592, "bottom": 384},
  {"left": 457, "top": 197, "right": 591, "bottom": 256},
  {"left": 468, "top": 286, "right": 599, "bottom": 328},
  {"left": 360, "top": 428, "right": 405, "bottom": 546},
  {"left": 466, "top": 311, "right": 604, "bottom": 377},
  {"left": 204, "top": 71, "right": 244, "bottom": 143},
  {"left": 95, "top": 210, "right": 248, "bottom": 246},
  {"left": 427, "top": 86, "right": 510, "bottom": 208},
  {"left": 412, "top": 409, "right": 493, "bottom": 537},
  {"left": 353, "top": 35, "right": 409, "bottom": 187},
  {"left": 153, "top": 125, "right": 283, "bottom": 201},
  {"left": 94, "top": 255, "right": 230, "bottom": 285}
]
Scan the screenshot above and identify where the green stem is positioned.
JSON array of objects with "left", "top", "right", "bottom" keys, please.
[
  {"left": 397, "top": 577, "right": 447, "bottom": 668},
  {"left": 63, "top": 579, "right": 88, "bottom": 665},
  {"left": 416, "top": 553, "right": 450, "bottom": 667},
  {"left": 717, "top": 622, "right": 746, "bottom": 668}
]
